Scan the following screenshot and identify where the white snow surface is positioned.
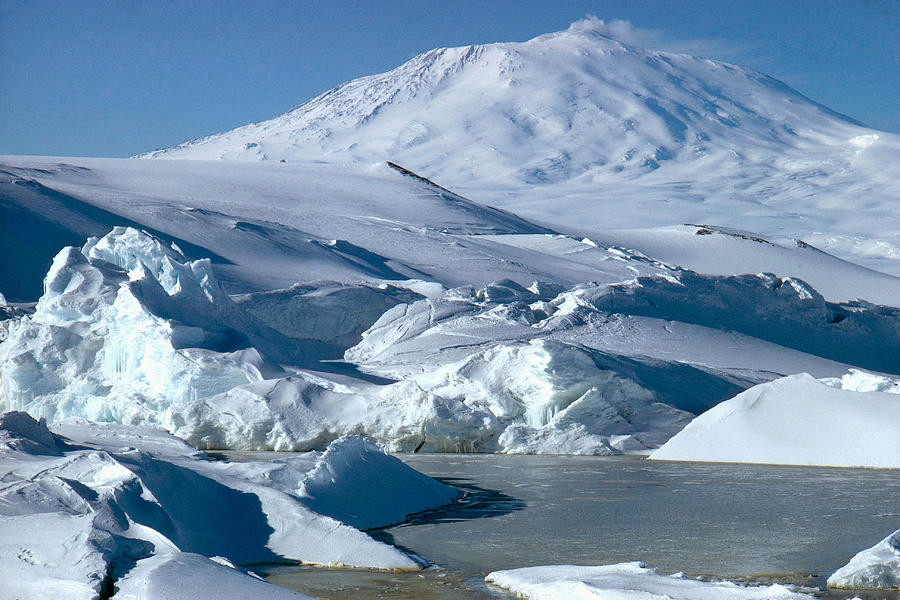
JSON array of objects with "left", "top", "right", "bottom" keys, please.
[
  {"left": 485, "top": 562, "right": 817, "bottom": 599},
  {"left": 5, "top": 225, "right": 900, "bottom": 456},
  {"left": 828, "top": 528, "right": 900, "bottom": 590},
  {"left": 2, "top": 23, "right": 900, "bottom": 460},
  {"left": 112, "top": 553, "right": 314, "bottom": 600},
  {"left": 650, "top": 373, "right": 900, "bottom": 468},
  {"left": 0, "top": 412, "right": 459, "bottom": 599},
  {"left": 140, "top": 18, "right": 900, "bottom": 274}
]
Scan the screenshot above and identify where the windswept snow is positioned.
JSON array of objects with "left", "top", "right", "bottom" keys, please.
[
  {"left": 650, "top": 372, "right": 900, "bottom": 468},
  {"left": 0, "top": 412, "right": 458, "bottom": 599},
  {"left": 828, "top": 528, "right": 900, "bottom": 590},
  {"left": 485, "top": 562, "right": 817, "bottom": 599}
]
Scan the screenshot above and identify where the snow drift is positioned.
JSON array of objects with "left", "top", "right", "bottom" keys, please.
[
  {"left": 650, "top": 372, "right": 900, "bottom": 468},
  {"left": 0, "top": 412, "right": 459, "bottom": 599}
]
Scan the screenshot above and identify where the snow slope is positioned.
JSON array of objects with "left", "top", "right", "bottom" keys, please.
[
  {"left": 140, "top": 18, "right": 900, "bottom": 274},
  {"left": 0, "top": 411, "right": 458, "bottom": 599},
  {"left": 650, "top": 372, "right": 900, "bottom": 468},
  {"left": 5, "top": 156, "right": 900, "bottom": 305}
]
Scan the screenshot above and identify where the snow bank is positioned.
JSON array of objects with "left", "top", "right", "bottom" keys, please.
[
  {"left": 0, "top": 413, "right": 459, "bottom": 599},
  {"left": 485, "top": 562, "right": 816, "bottom": 599},
  {"left": 650, "top": 373, "right": 900, "bottom": 468},
  {"left": 828, "top": 528, "right": 900, "bottom": 590}
]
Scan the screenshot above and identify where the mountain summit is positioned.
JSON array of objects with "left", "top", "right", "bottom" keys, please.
[{"left": 142, "top": 18, "right": 875, "bottom": 183}]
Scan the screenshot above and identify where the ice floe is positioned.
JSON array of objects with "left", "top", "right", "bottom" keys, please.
[{"left": 485, "top": 562, "right": 817, "bottom": 599}]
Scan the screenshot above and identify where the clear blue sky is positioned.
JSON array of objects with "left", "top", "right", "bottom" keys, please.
[{"left": 1, "top": 0, "right": 898, "bottom": 157}]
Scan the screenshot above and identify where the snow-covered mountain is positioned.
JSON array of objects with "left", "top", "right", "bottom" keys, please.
[
  {"left": 139, "top": 18, "right": 900, "bottom": 274},
  {"left": 143, "top": 17, "right": 866, "bottom": 182}
]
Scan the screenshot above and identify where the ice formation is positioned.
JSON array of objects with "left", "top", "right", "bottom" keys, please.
[
  {"left": 0, "top": 227, "right": 287, "bottom": 426},
  {"left": 650, "top": 372, "right": 900, "bottom": 468},
  {"left": 0, "top": 230, "right": 718, "bottom": 455},
  {"left": 485, "top": 562, "right": 817, "bottom": 599},
  {"left": 828, "top": 528, "right": 900, "bottom": 590},
  {"left": 7, "top": 225, "right": 900, "bottom": 456},
  {"left": 0, "top": 412, "right": 458, "bottom": 599}
]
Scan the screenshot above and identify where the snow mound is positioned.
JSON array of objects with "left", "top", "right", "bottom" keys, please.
[
  {"left": 828, "top": 528, "right": 900, "bottom": 590},
  {"left": 298, "top": 435, "right": 459, "bottom": 529},
  {"left": 113, "top": 553, "right": 315, "bottom": 600},
  {"left": 0, "top": 226, "right": 291, "bottom": 425},
  {"left": 485, "top": 562, "right": 816, "bottom": 599},
  {"left": 650, "top": 373, "right": 900, "bottom": 468},
  {"left": 0, "top": 414, "right": 459, "bottom": 598}
]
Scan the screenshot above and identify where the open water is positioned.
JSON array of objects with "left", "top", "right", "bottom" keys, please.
[{"left": 257, "top": 454, "right": 900, "bottom": 599}]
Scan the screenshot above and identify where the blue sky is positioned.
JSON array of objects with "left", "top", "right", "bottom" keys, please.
[{"left": 1, "top": 0, "right": 898, "bottom": 157}]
